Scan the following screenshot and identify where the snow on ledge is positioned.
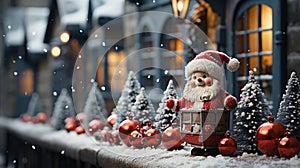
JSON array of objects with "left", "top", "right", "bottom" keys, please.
[{"left": 1, "top": 117, "right": 300, "bottom": 168}]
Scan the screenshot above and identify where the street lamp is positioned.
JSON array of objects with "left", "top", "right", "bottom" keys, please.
[
  {"left": 51, "top": 46, "right": 61, "bottom": 58},
  {"left": 171, "top": 0, "right": 190, "bottom": 19},
  {"left": 59, "top": 31, "right": 70, "bottom": 44}
]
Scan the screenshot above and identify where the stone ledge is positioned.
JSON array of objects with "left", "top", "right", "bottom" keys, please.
[{"left": 1, "top": 117, "right": 300, "bottom": 168}]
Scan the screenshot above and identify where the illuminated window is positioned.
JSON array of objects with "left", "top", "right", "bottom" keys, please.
[
  {"left": 160, "top": 20, "right": 185, "bottom": 89},
  {"left": 97, "top": 50, "right": 127, "bottom": 92},
  {"left": 234, "top": 4, "right": 273, "bottom": 107},
  {"left": 20, "top": 69, "right": 34, "bottom": 95}
]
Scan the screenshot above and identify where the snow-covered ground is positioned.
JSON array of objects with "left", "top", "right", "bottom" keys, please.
[{"left": 1, "top": 117, "right": 300, "bottom": 168}]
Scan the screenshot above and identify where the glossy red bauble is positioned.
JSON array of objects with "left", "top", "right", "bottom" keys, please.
[
  {"left": 88, "top": 119, "right": 105, "bottom": 136},
  {"left": 107, "top": 114, "right": 117, "bottom": 127},
  {"left": 20, "top": 114, "right": 32, "bottom": 122},
  {"left": 64, "top": 117, "right": 77, "bottom": 125},
  {"left": 255, "top": 115, "right": 286, "bottom": 156},
  {"left": 162, "top": 126, "right": 183, "bottom": 150},
  {"left": 65, "top": 122, "right": 77, "bottom": 132},
  {"left": 218, "top": 131, "right": 237, "bottom": 156},
  {"left": 75, "top": 125, "right": 86, "bottom": 134},
  {"left": 278, "top": 134, "right": 300, "bottom": 158},
  {"left": 101, "top": 127, "right": 114, "bottom": 144},
  {"left": 35, "top": 112, "right": 48, "bottom": 123},
  {"left": 76, "top": 112, "right": 86, "bottom": 123},
  {"left": 143, "top": 128, "right": 161, "bottom": 148},
  {"left": 111, "top": 130, "right": 121, "bottom": 145},
  {"left": 118, "top": 119, "right": 141, "bottom": 147},
  {"left": 129, "top": 130, "right": 144, "bottom": 148}
]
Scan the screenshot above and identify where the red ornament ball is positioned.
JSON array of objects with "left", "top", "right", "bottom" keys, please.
[
  {"left": 65, "top": 122, "right": 77, "bottom": 132},
  {"left": 88, "top": 119, "right": 105, "bottom": 136},
  {"left": 143, "top": 128, "right": 161, "bottom": 148},
  {"left": 101, "top": 127, "right": 114, "bottom": 144},
  {"left": 255, "top": 115, "right": 286, "bottom": 156},
  {"left": 20, "top": 114, "right": 32, "bottom": 123},
  {"left": 35, "top": 112, "right": 48, "bottom": 123},
  {"left": 75, "top": 125, "right": 86, "bottom": 134},
  {"left": 107, "top": 114, "right": 117, "bottom": 127},
  {"left": 162, "top": 126, "right": 183, "bottom": 150},
  {"left": 218, "top": 131, "right": 237, "bottom": 156},
  {"left": 129, "top": 130, "right": 144, "bottom": 148},
  {"left": 118, "top": 119, "right": 141, "bottom": 147},
  {"left": 278, "top": 134, "right": 300, "bottom": 159},
  {"left": 76, "top": 112, "right": 86, "bottom": 123},
  {"left": 111, "top": 130, "right": 121, "bottom": 145}
]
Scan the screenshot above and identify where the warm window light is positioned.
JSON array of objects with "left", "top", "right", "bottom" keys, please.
[
  {"left": 177, "top": 1, "right": 184, "bottom": 11},
  {"left": 171, "top": 0, "right": 190, "bottom": 19},
  {"left": 51, "top": 46, "right": 61, "bottom": 58},
  {"left": 59, "top": 31, "right": 70, "bottom": 43}
]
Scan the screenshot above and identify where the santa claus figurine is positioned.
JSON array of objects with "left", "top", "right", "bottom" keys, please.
[{"left": 166, "top": 50, "right": 239, "bottom": 112}]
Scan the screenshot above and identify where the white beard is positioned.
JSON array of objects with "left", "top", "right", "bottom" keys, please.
[{"left": 183, "top": 79, "right": 221, "bottom": 103}]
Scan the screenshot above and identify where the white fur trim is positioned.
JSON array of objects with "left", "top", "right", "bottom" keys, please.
[
  {"left": 227, "top": 58, "right": 240, "bottom": 72},
  {"left": 185, "top": 59, "right": 223, "bottom": 81},
  {"left": 172, "top": 100, "right": 178, "bottom": 112}
]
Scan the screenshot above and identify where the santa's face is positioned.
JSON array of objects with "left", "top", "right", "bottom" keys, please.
[{"left": 183, "top": 71, "right": 220, "bottom": 102}]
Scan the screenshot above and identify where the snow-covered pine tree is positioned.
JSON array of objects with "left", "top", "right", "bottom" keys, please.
[
  {"left": 52, "top": 88, "right": 75, "bottom": 130},
  {"left": 132, "top": 87, "right": 155, "bottom": 126},
  {"left": 83, "top": 83, "right": 107, "bottom": 129},
  {"left": 26, "top": 93, "right": 44, "bottom": 116},
  {"left": 232, "top": 70, "right": 270, "bottom": 154},
  {"left": 276, "top": 72, "right": 300, "bottom": 142},
  {"left": 112, "top": 71, "right": 141, "bottom": 130},
  {"left": 154, "top": 80, "right": 178, "bottom": 132}
]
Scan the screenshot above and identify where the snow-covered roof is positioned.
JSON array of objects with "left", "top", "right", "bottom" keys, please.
[
  {"left": 3, "top": 8, "right": 25, "bottom": 47},
  {"left": 24, "top": 8, "right": 50, "bottom": 54},
  {"left": 92, "top": 0, "right": 125, "bottom": 24},
  {"left": 57, "top": 0, "right": 89, "bottom": 27}
]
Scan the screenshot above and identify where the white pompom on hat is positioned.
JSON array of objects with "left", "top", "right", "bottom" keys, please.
[{"left": 185, "top": 50, "right": 240, "bottom": 81}]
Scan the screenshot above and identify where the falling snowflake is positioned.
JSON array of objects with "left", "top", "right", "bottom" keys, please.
[{"left": 53, "top": 91, "right": 58, "bottom": 96}]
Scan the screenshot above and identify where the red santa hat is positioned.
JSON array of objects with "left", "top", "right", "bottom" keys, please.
[{"left": 185, "top": 50, "right": 240, "bottom": 81}]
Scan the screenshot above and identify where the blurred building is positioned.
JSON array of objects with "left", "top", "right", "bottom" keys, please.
[{"left": 1, "top": 0, "right": 300, "bottom": 118}]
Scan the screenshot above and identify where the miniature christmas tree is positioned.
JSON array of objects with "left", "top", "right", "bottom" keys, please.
[
  {"left": 26, "top": 93, "right": 44, "bottom": 116},
  {"left": 83, "top": 83, "right": 107, "bottom": 129},
  {"left": 154, "top": 80, "right": 178, "bottom": 132},
  {"left": 276, "top": 72, "right": 300, "bottom": 142},
  {"left": 232, "top": 70, "right": 270, "bottom": 153},
  {"left": 132, "top": 87, "right": 156, "bottom": 125},
  {"left": 52, "top": 88, "right": 75, "bottom": 130},
  {"left": 112, "top": 71, "right": 141, "bottom": 130}
]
